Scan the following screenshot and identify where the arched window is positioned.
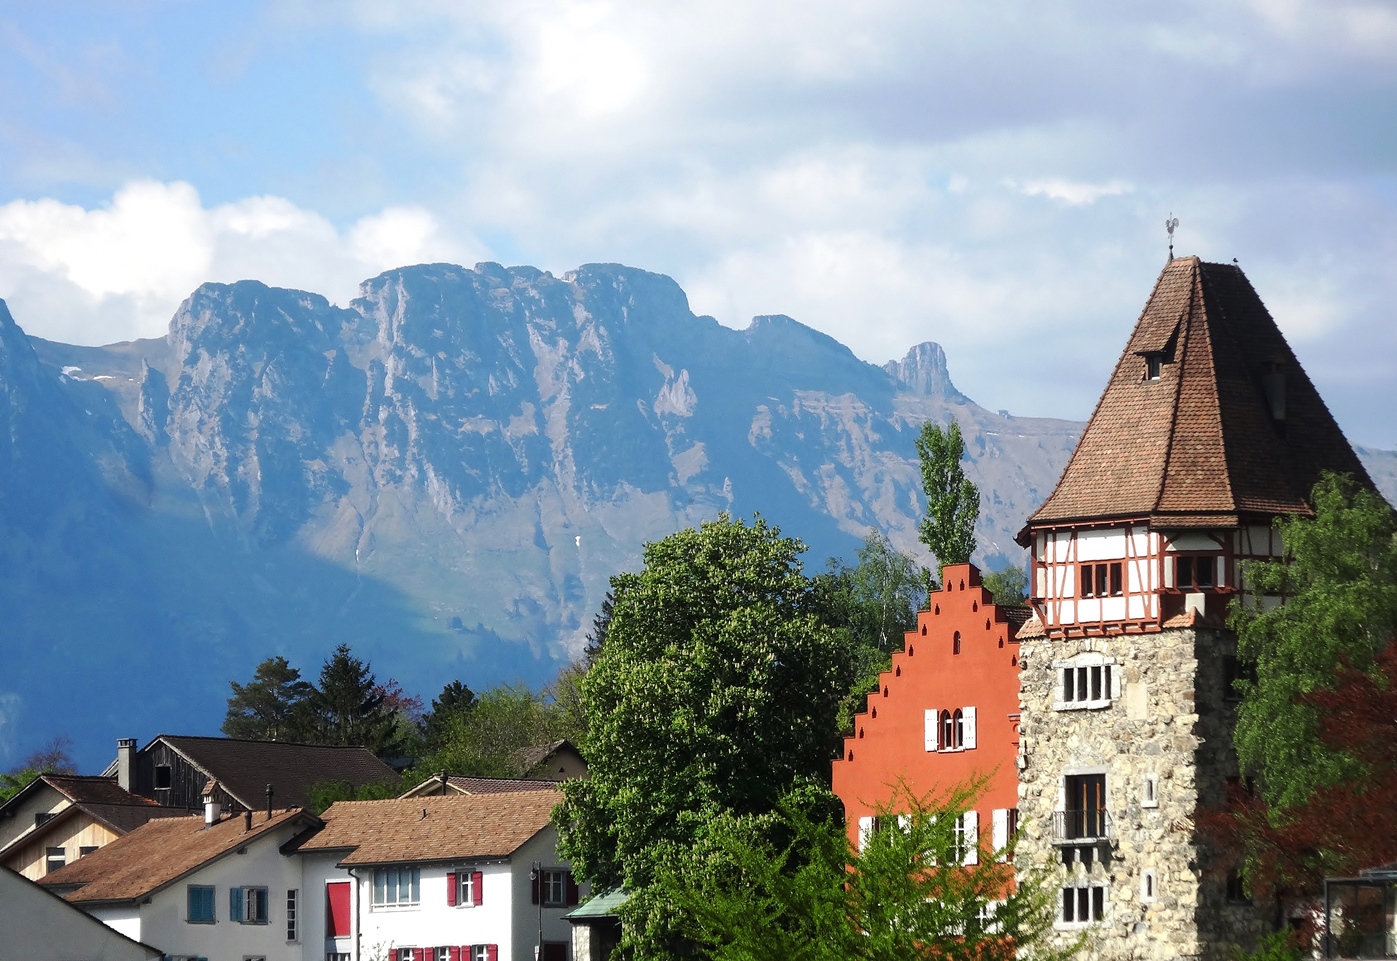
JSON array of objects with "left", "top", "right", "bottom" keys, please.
[
  {"left": 940, "top": 710, "right": 954, "bottom": 750},
  {"left": 953, "top": 631, "right": 962, "bottom": 655},
  {"left": 952, "top": 708, "right": 964, "bottom": 749}
]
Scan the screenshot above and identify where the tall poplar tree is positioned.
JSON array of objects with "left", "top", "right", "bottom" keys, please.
[{"left": 915, "top": 419, "right": 980, "bottom": 579}]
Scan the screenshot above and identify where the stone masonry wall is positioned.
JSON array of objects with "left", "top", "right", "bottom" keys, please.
[{"left": 1017, "top": 626, "right": 1271, "bottom": 960}]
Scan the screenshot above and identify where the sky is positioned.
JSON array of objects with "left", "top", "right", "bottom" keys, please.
[{"left": 0, "top": 1, "right": 1394, "bottom": 446}]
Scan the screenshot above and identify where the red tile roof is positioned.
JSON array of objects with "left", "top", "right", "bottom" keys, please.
[
  {"left": 44, "top": 775, "right": 161, "bottom": 808},
  {"left": 400, "top": 774, "right": 562, "bottom": 798},
  {"left": 292, "top": 791, "right": 560, "bottom": 865},
  {"left": 39, "top": 808, "right": 315, "bottom": 904},
  {"left": 1028, "top": 258, "right": 1371, "bottom": 529}
]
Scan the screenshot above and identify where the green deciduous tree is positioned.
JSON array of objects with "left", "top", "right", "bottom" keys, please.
[
  {"left": 813, "top": 530, "right": 926, "bottom": 734},
  {"left": 915, "top": 420, "right": 980, "bottom": 580},
  {"left": 665, "top": 781, "right": 1078, "bottom": 961},
  {"left": 1232, "top": 473, "right": 1397, "bottom": 809},
  {"left": 555, "top": 514, "right": 855, "bottom": 960},
  {"left": 982, "top": 565, "right": 1029, "bottom": 606},
  {"left": 1, "top": 737, "right": 78, "bottom": 803},
  {"left": 420, "top": 683, "right": 566, "bottom": 778},
  {"left": 222, "top": 656, "right": 315, "bottom": 741}
]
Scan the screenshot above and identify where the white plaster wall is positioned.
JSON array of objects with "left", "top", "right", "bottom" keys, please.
[
  {"left": 135, "top": 819, "right": 308, "bottom": 961},
  {"left": 0, "top": 782, "right": 68, "bottom": 852},
  {"left": 509, "top": 828, "right": 583, "bottom": 961},
  {"left": 90, "top": 904, "right": 144, "bottom": 943},
  {"left": 0, "top": 869, "right": 157, "bottom": 960},
  {"left": 298, "top": 851, "right": 352, "bottom": 961}
]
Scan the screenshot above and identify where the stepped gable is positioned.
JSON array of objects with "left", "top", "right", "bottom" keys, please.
[{"left": 1028, "top": 257, "right": 1371, "bottom": 529}]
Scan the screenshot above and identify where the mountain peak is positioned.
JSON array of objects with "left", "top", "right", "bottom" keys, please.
[{"left": 884, "top": 342, "right": 967, "bottom": 402}]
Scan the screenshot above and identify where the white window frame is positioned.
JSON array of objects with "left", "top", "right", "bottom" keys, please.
[
  {"left": 541, "top": 868, "right": 568, "bottom": 907},
  {"left": 1142, "top": 774, "right": 1159, "bottom": 809},
  {"left": 1141, "top": 869, "right": 1158, "bottom": 903},
  {"left": 372, "top": 866, "right": 422, "bottom": 908},
  {"left": 1057, "top": 883, "right": 1108, "bottom": 928},
  {"left": 285, "top": 889, "right": 298, "bottom": 942},
  {"left": 1052, "top": 653, "right": 1120, "bottom": 711}
]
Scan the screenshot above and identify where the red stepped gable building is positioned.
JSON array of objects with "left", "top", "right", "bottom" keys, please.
[
  {"left": 832, "top": 563, "right": 1027, "bottom": 862},
  {"left": 1014, "top": 257, "right": 1376, "bottom": 960}
]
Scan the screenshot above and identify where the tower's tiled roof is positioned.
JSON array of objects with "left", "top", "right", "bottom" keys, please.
[{"left": 1027, "top": 257, "right": 1370, "bottom": 529}]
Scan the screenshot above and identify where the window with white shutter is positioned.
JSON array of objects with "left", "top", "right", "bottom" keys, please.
[
  {"left": 962, "top": 706, "right": 977, "bottom": 750},
  {"left": 857, "top": 816, "right": 873, "bottom": 852},
  {"left": 962, "top": 811, "right": 979, "bottom": 866},
  {"left": 992, "top": 808, "right": 1008, "bottom": 856},
  {"left": 924, "top": 708, "right": 938, "bottom": 751}
]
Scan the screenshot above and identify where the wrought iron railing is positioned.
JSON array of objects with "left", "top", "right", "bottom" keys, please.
[{"left": 1052, "top": 809, "right": 1115, "bottom": 844}]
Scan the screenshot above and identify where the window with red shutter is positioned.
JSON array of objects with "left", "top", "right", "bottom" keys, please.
[
  {"left": 566, "top": 872, "right": 579, "bottom": 907},
  {"left": 472, "top": 870, "right": 483, "bottom": 906},
  {"left": 449, "top": 947, "right": 461, "bottom": 961},
  {"left": 486, "top": 946, "right": 498, "bottom": 961},
  {"left": 325, "top": 881, "right": 351, "bottom": 938},
  {"left": 447, "top": 872, "right": 458, "bottom": 906}
]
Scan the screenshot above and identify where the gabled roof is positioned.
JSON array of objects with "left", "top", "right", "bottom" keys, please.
[
  {"left": 291, "top": 791, "right": 560, "bottom": 866},
  {"left": 119, "top": 735, "right": 399, "bottom": 810},
  {"left": 39, "top": 808, "right": 316, "bottom": 905},
  {"left": 399, "top": 774, "right": 564, "bottom": 799},
  {"left": 1027, "top": 257, "right": 1371, "bottom": 530},
  {"left": 515, "top": 739, "right": 584, "bottom": 778},
  {"left": 0, "top": 775, "right": 183, "bottom": 858},
  {"left": 44, "top": 775, "right": 161, "bottom": 808}
]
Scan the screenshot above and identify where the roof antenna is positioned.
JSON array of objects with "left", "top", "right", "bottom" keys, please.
[{"left": 1165, "top": 215, "right": 1179, "bottom": 262}]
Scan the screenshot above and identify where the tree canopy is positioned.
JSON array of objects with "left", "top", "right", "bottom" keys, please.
[
  {"left": 915, "top": 420, "right": 980, "bottom": 577},
  {"left": 555, "top": 514, "right": 856, "bottom": 960},
  {"left": 222, "top": 655, "right": 314, "bottom": 741},
  {"left": 1232, "top": 473, "right": 1397, "bottom": 809},
  {"left": 665, "top": 781, "right": 1078, "bottom": 961}
]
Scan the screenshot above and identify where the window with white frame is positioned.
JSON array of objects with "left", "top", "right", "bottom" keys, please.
[
  {"left": 541, "top": 869, "right": 568, "bottom": 906},
  {"left": 372, "top": 866, "right": 421, "bottom": 907},
  {"left": 1053, "top": 655, "right": 1118, "bottom": 710},
  {"left": 1142, "top": 774, "right": 1159, "bottom": 809},
  {"left": 1060, "top": 884, "right": 1106, "bottom": 925},
  {"left": 953, "top": 811, "right": 979, "bottom": 865},
  {"left": 1141, "top": 869, "right": 1158, "bottom": 903},
  {"left": 44, "top": 847, "right": 65, "bottom": 873},
  {"left": 991, "top": 808, "right": 1019, "bottom": 859},
  {"left": 285, "top": 889, "right": 298, "bottom": 941},
  {"left": 923, "top": 706, "right": 977, "bottom": 751}
]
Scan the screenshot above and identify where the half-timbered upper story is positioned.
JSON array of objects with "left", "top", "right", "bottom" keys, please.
[{"left": 1017, "top": 257, "right": 1373, "bottom": 639}]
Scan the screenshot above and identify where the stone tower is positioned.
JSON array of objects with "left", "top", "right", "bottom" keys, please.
[{"left": 1013, "top": 257, "right": 1372, "bottom": 960}]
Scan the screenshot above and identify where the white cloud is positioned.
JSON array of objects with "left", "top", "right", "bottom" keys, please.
[
  {"left": 0, "top": 182, "right": 484, "bottom": 344},
  {"left": 1014, "top": 179, "right": 1133, "bottom": 206}
]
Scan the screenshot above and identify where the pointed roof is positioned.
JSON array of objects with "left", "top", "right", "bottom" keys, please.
[{"left": 1027, "top": 257, "right": 1371, "bottom": 529}]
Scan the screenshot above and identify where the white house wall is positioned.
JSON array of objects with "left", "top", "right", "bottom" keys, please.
[
  {"left": 508, "top": 828, "right": 581, "bottom": 961},
  {"left": 132, "top": 819, "right": 307, "bottom": 961},
  {"left": 0, "top": 869, "right": 158, "bottom": 961},
  {"left": 89, "top": 904, "right": 144, "bottom": 943}
]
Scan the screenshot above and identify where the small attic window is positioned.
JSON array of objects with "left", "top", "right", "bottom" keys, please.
[{"left": 1145, "top": 353, "right": 1163, "bottom": 381}]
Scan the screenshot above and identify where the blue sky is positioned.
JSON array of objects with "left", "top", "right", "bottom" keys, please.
[{"left": 0, "top": 1, "right": 1394, "bottom": 446}]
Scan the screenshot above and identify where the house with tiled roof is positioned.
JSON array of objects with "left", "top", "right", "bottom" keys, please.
[
  {"left": 1013, "top": 257, "right": 1376, "bottom": 959},
  {"left": 291, "top": 791, "right": 583, "bottom": 961},
  {"left": 0, "top": 773, "right": 187, "bottom": 879},
  {"left": 103, "top": 734, "right": 400, "bottom": 813},
  {"left": 40, "top": 794, "right": 320, "bottom": 961}
]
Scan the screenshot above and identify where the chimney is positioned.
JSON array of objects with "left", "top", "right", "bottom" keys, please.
[
  {"left": 116, "top": 738, "right": 137, "bottom": 792},
  {"left": 265, "top": 783, "right": 274, "bottom": 821},
  {"left": 203, "top": 793, "right": 221, "bottom": 827}
]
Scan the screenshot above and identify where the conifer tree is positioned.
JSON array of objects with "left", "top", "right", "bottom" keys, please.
[
  {"left": 307, "top": 644, "right": 399, "bottom": 758},
  {"left": 222, "top": 656, "right": 314, "bottom": 741}
]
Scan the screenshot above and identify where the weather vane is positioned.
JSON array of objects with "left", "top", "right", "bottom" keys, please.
[{"left": 1166, "top": 215, "right": 1179, "bottom": 261}]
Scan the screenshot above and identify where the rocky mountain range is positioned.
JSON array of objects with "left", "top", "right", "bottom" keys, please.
[{"left": 3, "top": 261, "right": 1393, "bottom": 769}]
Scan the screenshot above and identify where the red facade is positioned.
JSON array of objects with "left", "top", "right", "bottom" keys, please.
[{"left": 831, "top": 564, "right": 1022, "bottom": 858}]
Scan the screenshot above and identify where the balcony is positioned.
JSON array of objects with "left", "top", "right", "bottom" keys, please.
[{"left": 1051, "top": 809, "right": 1116, "bottom": 845}]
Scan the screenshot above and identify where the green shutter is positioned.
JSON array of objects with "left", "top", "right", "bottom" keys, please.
[{"left": 230, "top": 886, "right": 244, "bottom": 922}]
